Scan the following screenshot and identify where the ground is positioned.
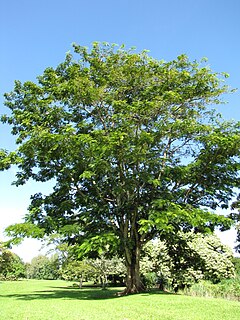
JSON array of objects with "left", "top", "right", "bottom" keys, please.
[{"left": 0, "top": 280, "right": 239, "bottom": 320}]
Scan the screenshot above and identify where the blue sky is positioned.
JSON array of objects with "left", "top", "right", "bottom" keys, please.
[{"left": 0, "top": 0, "right": 239, "bottom": 261}]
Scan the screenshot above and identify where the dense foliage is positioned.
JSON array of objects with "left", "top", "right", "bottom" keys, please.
[
  {"left": 1, "top": 43, "right": 240, "bottom": 293},
  {"left": 141, "top": 233, "right": 235, "bottom": 291},
  {"left": 233, "top": 257, "right": 240, "bottom": 275},
  {"left": 231, "top": 196, "right": 240, "bottom": 253},
  {"left": 0, "top": 242, "right": 26, "bottom": 280},
  {"left": 26, "top": 254, "right": 60, "bottom": 280}
]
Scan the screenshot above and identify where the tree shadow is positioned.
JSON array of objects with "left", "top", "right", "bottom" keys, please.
[
  {"left": 0, "top": 285, "right": 174, "bottom": 301},
  {"left": 141, "top": 288, "right": 174, "bottom": 295},
  {"left": 0, "top": 288, "right": 120, "bottom": 301}
]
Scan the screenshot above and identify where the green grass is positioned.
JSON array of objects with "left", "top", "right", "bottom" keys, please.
[{"left": 0, "top": 280, "right": 239, "bottom": 320}]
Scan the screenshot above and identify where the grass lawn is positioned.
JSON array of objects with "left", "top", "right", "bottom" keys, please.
[{"left": 0, "top": 280, "right": 239, "bottom": 320}]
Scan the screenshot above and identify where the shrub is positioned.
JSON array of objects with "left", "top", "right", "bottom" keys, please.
[{"left": 183, "top": 277, "right": 240, "bottom": 301}]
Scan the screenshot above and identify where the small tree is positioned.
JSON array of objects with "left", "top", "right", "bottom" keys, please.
[
  {"left": 88, "top": 255, "right": 126, "bottom": 289},
  {"left": 0, "top": 242, "right": 26, "bottom": 280},
  {"left": 61, "top": 260, "right": 96, "bottom": 288},
  {"left": 1, "top": 42, "right": 240, "bottom": 294}
]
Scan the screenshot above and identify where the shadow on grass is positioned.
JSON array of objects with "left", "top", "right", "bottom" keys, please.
[{"left": 0, "top": 285, "right": 174, "bottom": 301}]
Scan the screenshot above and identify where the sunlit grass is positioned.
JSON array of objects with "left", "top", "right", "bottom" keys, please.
[{"left": 0, "top": 280, "right": 239, "bottom": 320}]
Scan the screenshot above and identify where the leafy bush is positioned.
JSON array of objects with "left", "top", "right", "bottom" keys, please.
[
  {"left": 141, "top": 272, "right": 158, "bottom": 289},
  {"left": 0, "top": 274, "right": 18, "bottom": 281}
]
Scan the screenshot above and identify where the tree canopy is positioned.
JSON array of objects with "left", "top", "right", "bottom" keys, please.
[{"left": 1, "top": 42, "right": 240, "bottom": 294}]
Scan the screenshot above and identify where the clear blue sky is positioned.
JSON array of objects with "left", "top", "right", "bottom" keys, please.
[{"left": 0, "top": 0, "right": 239, "bottom": 261}]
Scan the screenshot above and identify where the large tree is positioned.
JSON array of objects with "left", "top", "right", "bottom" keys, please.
[{"left": 1, "top": 43, "right": 240, "bottom": 294}]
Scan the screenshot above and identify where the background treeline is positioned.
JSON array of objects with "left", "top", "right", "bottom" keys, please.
[{"left": 1, "top": 234, "right": 240, "bottom": 300}]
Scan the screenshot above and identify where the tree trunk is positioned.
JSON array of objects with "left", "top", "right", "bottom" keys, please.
[
  {"left": 102, "top": 274, "right": 108, "bottom": 290},
  {"left": 79, "top": 274, "right": 83, "bottom": 289},
  {"left": 121, "top": 243, "right": 145, "bottom": 295}
]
